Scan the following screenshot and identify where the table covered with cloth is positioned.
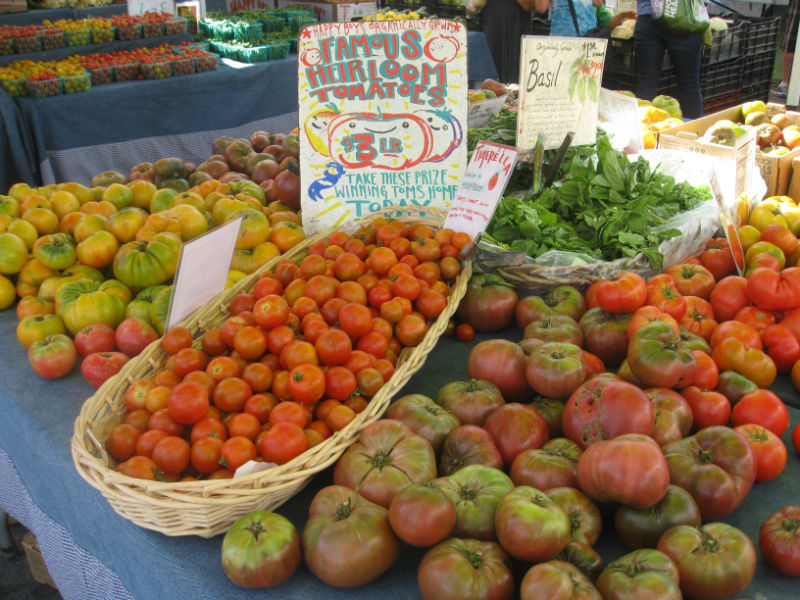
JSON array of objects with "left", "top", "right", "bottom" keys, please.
[
  {"left": 0, "top": 30, "right": 498, "bottom": 193},
  {"left": 0, "top": 308, "right": 799, "bottom": 600}
]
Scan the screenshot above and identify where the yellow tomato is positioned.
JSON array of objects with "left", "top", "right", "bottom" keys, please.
[{"left": 0, "top": 274, "right": 15, "bottom": 310}]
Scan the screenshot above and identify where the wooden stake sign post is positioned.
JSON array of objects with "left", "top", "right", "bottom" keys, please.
[
  {"left": 517, "top": 36, "right": 607, "bottom": 151},
  {"left": 298, "top": 20, "right": 469, "bottom": 235}
]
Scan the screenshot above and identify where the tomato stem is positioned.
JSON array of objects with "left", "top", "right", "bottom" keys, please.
[
  {"left": 782, "top": 518, "right": 799, "bottom": 532},
  {"left": 336, "top": 497, "right": 352, "bottom": 520}
]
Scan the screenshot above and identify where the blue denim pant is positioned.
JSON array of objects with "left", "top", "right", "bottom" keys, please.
[{"left": 634, "top": 14, "right": 704, "bottom": 118}]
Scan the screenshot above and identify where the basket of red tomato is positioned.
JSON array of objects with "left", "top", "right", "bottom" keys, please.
[{"left": 71, "top": 206, "right": 472, "bottom": 537}]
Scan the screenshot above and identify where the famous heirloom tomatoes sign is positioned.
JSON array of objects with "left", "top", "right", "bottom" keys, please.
[
  {"left": 444, "top": 141, "right": 518, "bottom": 239},
  {"left": 517, "top": 36, "right": 607, "bottom": 150},
  {"left": 298, "top": 20, "right": 469, "bottom": 234}
]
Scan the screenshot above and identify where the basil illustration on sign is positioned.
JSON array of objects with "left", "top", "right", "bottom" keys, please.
[
  {"left": 327, "top": 111, "right": 434, "bottom": 170},
  {"left": 308, "top": 162, "right": 346, "bottom": 202},
  {"left": 415, "top": 108, "right": 463, "bottom": 163},
  {"left": 569, "top": 48, "right": 601, "bottom": 102}
]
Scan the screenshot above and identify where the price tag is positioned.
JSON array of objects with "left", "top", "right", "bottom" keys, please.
[
  {"left": 297, "top": 19, "right": 469, "bottom": 235},
  {"left": 443, "top": 141, "right": 518, "bottom": 240},
  {"left": 517, "top": 36, "right": 607, "bottom": 150},
  {"left": 127, "top": 0, "right": 174, "bottom": 16},
  {"left": 468, "top": 95, "right": 506, "bottom": 129},
  {"left": 166, "top": 217, "right": 242, "bottom": 330},
  {"left": 709, "top": 166, "right": 745, "bottom": 275},
  {"left": 598, "top": 87, "right": 642, "bottom": 153}
]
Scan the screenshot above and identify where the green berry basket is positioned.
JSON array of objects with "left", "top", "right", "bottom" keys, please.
[
  {"left": 0, "top": 38, "right": 14, "bottom": 56},
  {"left": 170, "top": 56, "right": 195, "bottom": 76},
  {"left": 87, "top": 65, "right": 112, "bottom": 85},
  {"left": 14, "top": 34, "right": 41, "bottom": 54},
  {"left": 141, "top": 22, "right": 165, "bottom": 38},
  {"left": 26, "top": 77, "right": 62, "bottom": 98},
  {"left": 236, "top": 44, "right": 269, "bottom": 63},
  {"left": 195, "top": 52, "right": 219, "bottom": 72},
  {"left": 164, "top": 17, "right": 188, "bottom": 35},
  {"left": 266, "top": 41, "right": 290, "bottom": 60},
  {"left": 41, "top": 30, "right": 65, "bottom": 51},
  {"left": 259, "top": 16, "right": 287, "bottom": 33},
  {"left": 233, "top": 21, "right": 262, "bottom": 42},
  {"left": 112, "top": 62, "right": 140, "bottom": 82},
  {"left": 65, "top": 29, "right": 91, "bottom": 47},
  {"left": 91, "top": 28, "right": 116, "bottom": 44},
  {"left": 1, "top": 77, "right": 27, "bottom": 97},
  {"left": 116, "top": 23, "right": 141, "bottom": 41},
  {"left": 140, "top": 59, "right": 172, "bottom": 79},
  {"left": 61, "top": 71, "right": 91, "bottom": 94},
  {"left": 289, "top": 17, "right": 316, "bottom": 34}
]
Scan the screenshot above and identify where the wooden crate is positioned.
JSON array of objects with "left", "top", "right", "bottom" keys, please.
[
  {"left": 21, "top": 532, "right": 57, "bottom": 589},
  {"left": 0, "top": 0, "right": 26, "bottom": 14}
]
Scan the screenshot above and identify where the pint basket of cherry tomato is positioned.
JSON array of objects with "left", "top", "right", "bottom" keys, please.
[{"left": 71, "top": 206, "right": 472, "bottom": 537}]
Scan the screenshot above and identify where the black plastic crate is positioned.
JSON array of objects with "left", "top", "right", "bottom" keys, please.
[
  {"left": 703, "top": 90, "right": 741, "bottom": 114},
  {"left": 741, "top": 52, "right": 775, "bottom": 88},
  {"left": 740, "top": 82, "right": 771, "bottom": 103},
  {"left": 429, "top": 2, "right": 466, "bottom": 19},
  {"left": 605, "top": 39, "right": 672, "bottom": 73},
  {"left": 701, "top": 20, "right": 745, "bottom": 65},
  {"left": 700, "top": 57, "right": 743, "bottom": 98},
  {"left": 740, "top": 16, "right": 780, "bottom": 54},
  {"left": 602, "top": 66, "right": 679, "bottom": 98}
]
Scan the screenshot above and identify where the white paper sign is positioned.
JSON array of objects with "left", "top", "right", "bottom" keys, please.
[
  {"left": 176, "top": 0, "right": 205, "bottom": 23},
  {"left": 127, "top": 0, "right": 175, "bottom": 16},
  {"left": 599, "top": 87, "right": 642, "bottom": 153},
  {"left": 709, "top": 166, "right": 745, "bottom": 274},
  {"left": 517, "top": 36, "right": 607, "bottom": 150},
  {"left": 468, "top": 95, "right": 506, "bottom": 129},
  {"left": 166, "top": 217, "right": 242, "bottom": 330},
  {"left": 443, "top": 141, "right": 518, "bottom": 239},
  {"left": 298, "top": 20, "right": 469, "bottom": 235}
]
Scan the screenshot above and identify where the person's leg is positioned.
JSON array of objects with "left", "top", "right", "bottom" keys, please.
[
  {"left": 665, "top": 31, "right": 703, "bottom": 118},
  {"left": 634, "top": 15, "right": 667, "bottom": 100},
  {"left": 777, "top": 0, "right": 800, "bottom": 95}
]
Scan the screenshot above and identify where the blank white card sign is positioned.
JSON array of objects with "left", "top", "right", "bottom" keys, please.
[{"left": 166, "top": 217, "right": 242, "bottom": 330}]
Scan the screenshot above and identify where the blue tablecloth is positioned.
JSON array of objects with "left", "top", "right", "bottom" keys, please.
[{"left": 0, "top": 302, "right": 799, "bottom": 600}]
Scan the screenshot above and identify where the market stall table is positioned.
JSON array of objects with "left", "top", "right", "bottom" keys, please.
[
  {"left": 1, "top": 307, "right": 799, "bottom": 600},
  {"left": 0, "top": 4, "right": 126, "bottom": 26}
]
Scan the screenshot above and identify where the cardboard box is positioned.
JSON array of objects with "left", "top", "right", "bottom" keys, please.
[
  {"left": 657, "top": 102, "right": 800, "bottom": 198},
  {"left": 787, "top": 154, "right": 800, "bottom": 202},
  {"left": 274, "top": 0, "right": 376, "bottom": 23},
  {"left": 21, "top": 532, "right": 56, "bottom": 589},
  {"left": 0, "top": 0, "right": 26, "bottom": 13}
]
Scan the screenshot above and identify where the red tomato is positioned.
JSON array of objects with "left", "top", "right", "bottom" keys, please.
[
  {"left": 161, "top": 326, "right": 193, "bottom": 355},
  {"left": 709, "top": 320, "right": 761, "bottom": 350},
  {"left": 232, "top": 326, "right": 267, "bottom": 361},
  {"left": 733, "top": 424, "right": 787, "bottom": 481},
  {"left": 678, "top": 296, "right": 718, "bottom": 341},
  {"left": 152, "top": 435, "right": 191, "bottom": 475},
  {"left": 709, "top": 275, "right": 749, "bottom": 322},
  {"left": 455, "top": 323, "right": 475, "bottom": 342},
  {"left": 793, "top": 423, "right": 800, "bottom": 454},
  {"left": 74, "top": 322, "right": 116, "bottom": 358},
  {"left": 388, "top": 482, "right": 455, "bottom": 547},
  {"left": 762, "top": 323, "right": 800, "bottom": 372},
  {"left": 168, "top": 380, "right": 210, "bottom": 425},
  {"left": 699, "top": 238, "right": 737, "bottom": 281},
  {"left": 747, "top": 266, "right": 800, "bottom": 311},
  {"left": 759, "top": 505, "right": 800, "bottom": 576},
  {"left": 80, "top": 350, "right": 128, "bottom": 388},
  {"left": 287, "top": 363, "right": 325, "bottom": 405},
  {"left": 252, "top": 294, "right": 290, "bottom": 329},
  {"left": 734, "top": 305, "right": 776, "bottom": 334},
  {"left": 645, "top": 273, "right": 686, "bottom": 320},
  {"left": 588, "top": 271, "right": 647, "bottom": 314},
  {"left": 259, "top": 421, "right": 308, "bottom": 464},
  {"left": 664, "top": 263, "right": 716, "bottom": 299},
  {"left": 220, "top": 436, "right": 257, "bottom": 471},
  {"left": 680, "top": 386, "right": 731, "bottom": 430},
  {"left": 731, "top": 389, "right": 789, "bottom": 437},
  {"left": 106, "top": 423, "right": 141, "bottom": 462}
]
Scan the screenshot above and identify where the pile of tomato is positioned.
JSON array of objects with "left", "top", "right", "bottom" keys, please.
[
  {"left": 213, "top": 227, "right": 800, "bottom": 599},
  {"left": 104, "top": 217, "right": 469, "bottom": 482}
]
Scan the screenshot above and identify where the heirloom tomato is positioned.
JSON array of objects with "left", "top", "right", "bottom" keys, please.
[
  {"left": 730, "top": 388, "right": 789, "bottom": 436},
  {"left": 510, "top": 438, "right": 582, "bottom": 490},
  {"left": 221, "top": 511, "right": 301, "bottom": 589},
  {"left": 16, "top": 314, "right": 66, "bottom": 349},
  {"left": 302, "top": 485, "right": 399, "bottom": 588},
  {"left": 466, "top": 340, "right": 530, "bottom": 401},
  {"left": 596, "top": 549, "right": 681, "bottom": 600},
  {"left": 678, "top": 296, "right": 717, "bottom": 341},
  {"left": 115, "top": 317, "right": 159, "bottom": 357},
  {"left": 627, "top": 305, "right": 680, "bottom": 338},
  {"left": 614, "top": 484, "right": 701, "bottom": 550},
  {"left": 333, "top": 419, "right": 436, "bottom": 508},
  {"left": 438, "top": 425, "right": 503, "bottom": 476},
  {"left": 644, "top": 273, "right": 686, "bottom": 320},
  {"left": 762, "top": 323, "right": 800, "bottom": 371},
  {"left": 520, "top": 561, "right": 601, "bottom": 600},
  {"left": 385, "top": 394, "right": 460, "bottom": 453},
  {"left": 747, "top": 266, "right": 800, "bottom": 310},
  {"left": 546, "top": 486, "right": 602, "bottom": 546},
  {"left": 388, "top": 482, "right": 455, "bottom": 547},
  {"left": 708, "top": 275, "right": 749, "bottom": 322},
  {"left": 646, "top": 387, "right": 693, "bottom": 446},
  {"left": 576, "top": 433, "right": 669, "bottom": 508},
  {"left": 662, "top": 426, "right": 755, "bottom": 520},
  {"left": 434, "top": 464, "right": 514, "bottom": 541},
  {"left": 664, "top": 263, "right": 716, "bottom": 299},
  {"left": 73, "top": 322, "right": 116, "bottom": 357},
  {"left": 81, "top": 351, "right": 130, "bottom": 389},
  {"left": 417, "top": 538, "right": 513, "bottom": 600},
  {"left": 578, "top": 309, "right": 632, "bottom": 366},
  {"left": 714, "top": 370, "right": 758, "bottom": 405},
  {"left": 525, "top": 342, "right": 586, "bottom": 398},
  {"left": 562, "top": 376, "right": 653, "bottom": 448},
  {"left": 27, "top": 334, "right": 76, "bottom": 379},
  {"left": 657, "top": 522, "right": 756, "bottom": 600},
  {"left": 494, "top": 486, "right": 571, "bottom": 562},
  {"left": 711, "top": 336, "right": 776, "bottom": 388},
  {"left": 515, "top": 285, "right": 586, "bottom": 328},
  {"left": 523, "top": 315, "right": 584, "bottom": 346},
  {"left": 699, "top": 238, "right": 737, "bottom": 280},
  {"left": 680, "top": 386, "right": 731, "bottom": 429},
  {"left": 627, "top": 321, "right": 696, "bottom": 388},
  {"left": 56, "top": 278, "right": 126, "bottom": 335},
  {"left": 556, "top": 541, "right": 604, "bottom": 583},
  {"left": 759, "top": 505, "right": 800, "bottom": 576},
  {"left": 456, "top": 273, "right": 518, "bottom": 332},
  {"left": 113, "top": 231, "right": 182, "bottom": 288},
  {"left": 484, "top": 403, "right": 548, "bottom": 466}
]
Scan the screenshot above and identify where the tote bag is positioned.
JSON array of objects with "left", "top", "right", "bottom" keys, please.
[{"left": 651, "top": 0, "right": 710, "bottom": 34}]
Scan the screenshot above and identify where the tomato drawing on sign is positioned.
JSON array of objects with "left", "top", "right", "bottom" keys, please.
[
  {"left": 415, "top": 108, "right": 463, "bottom": 163},
  {"left": 423, "top": 35, "right": 461, "bottom": 63},
  {"left": 304, "top": 103, "right": 340, "bottom": 156}
]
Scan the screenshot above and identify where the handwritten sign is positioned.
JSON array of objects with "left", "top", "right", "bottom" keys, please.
[
  {"left": 127, "top": 0, "right": 174, "bottom": 16},
  {"left": 166, "top": 217, "right": 241, "bottom": 330},
  {"left": 598, "top": 87, "right": 642, "bottom": 153},
  {"left": 709, "top": 167, "right": 745, "bottom": 275},
  {"left": 468, "top": 95, "right": 506, "bottom": 129},
  {"left": 517, "top": 36, "right": 607, "bottom": 151},
  {"left": 298, "top": 20, "right": 469, "bottom": 235},
  {"left": 227, "top": 0, "right": 271, "bottom": 12},
  {"left": 444, "top": 141, "right": 518, "bottom": 239},
  {"left": 176, "top": 0, "right": 205, "bottom": 27}
]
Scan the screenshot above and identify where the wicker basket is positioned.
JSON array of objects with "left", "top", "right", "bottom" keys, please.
[{"left": 72, "top": 207, "right": 471, "bottom": 537}]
